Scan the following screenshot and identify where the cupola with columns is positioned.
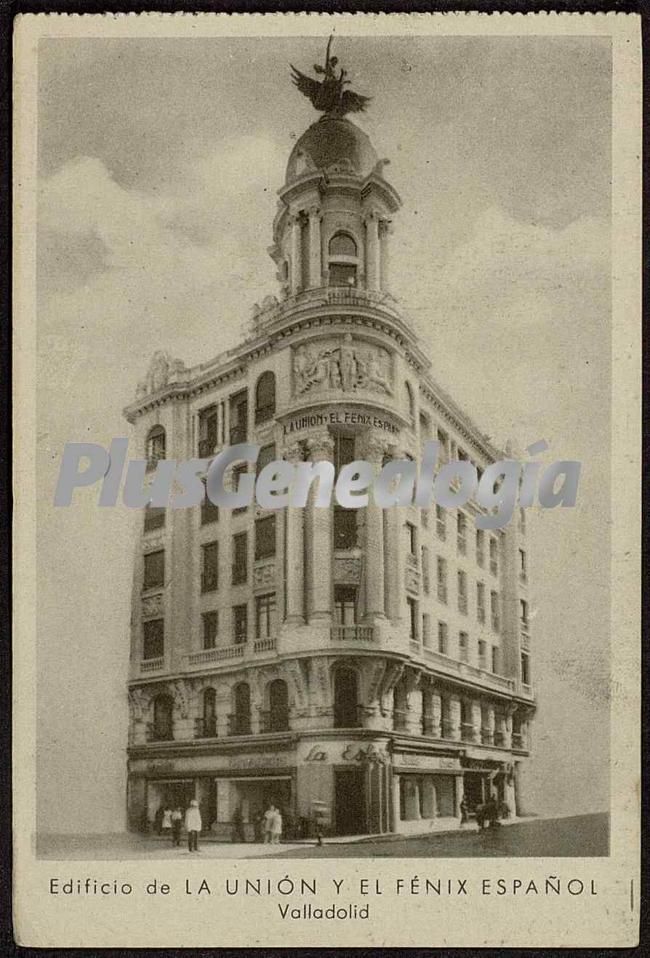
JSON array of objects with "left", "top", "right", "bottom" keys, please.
[{"left": 269, "top": 47, "right": 401, "bottom": 298}]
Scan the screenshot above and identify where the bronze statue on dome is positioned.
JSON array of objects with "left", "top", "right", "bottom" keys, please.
[{"left": 290, "top": 36, "right": 371, "bottom": 117}]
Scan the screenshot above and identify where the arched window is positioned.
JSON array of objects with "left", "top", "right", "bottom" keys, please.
[
  {"left": 392, "top": 677, "right": 409, "bottom": 732},
  {"left": 202, "top": 688, "right": 217, "bottom": 737},
  {"left": 268, "top": 679, "right": 289, "bottom": 732},
  {"left": 255, "top": 371, "right": 276, "bottom": 424},
  {"left": 405, "top": 382, "right": 415, "bottom": 422},
  {"left": 231, "top": 682, "right": 251, "bottom": 736},
  {"left": 329, "top": 232, "right": 357, "bottom": 258},
  {"left": 152, "top": 694, "right": 173, "bottom": 741},
  {"left": 333, "top": 668, "right": 360, "bottom": 729},
  {"left": 328, "top": 232, "right": 358, "bottom": 288},
  {"left": 146, "top": 425, "right": 166, "bottom": 470}
]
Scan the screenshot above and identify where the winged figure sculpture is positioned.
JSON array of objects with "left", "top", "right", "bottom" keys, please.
[{"left": 290, "top": 36, "right": 371, "bottom": 117}]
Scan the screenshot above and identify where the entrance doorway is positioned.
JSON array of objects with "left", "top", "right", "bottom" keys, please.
[
  {"left": 334, "top": 767, "right": 366, "bottom": 836},
  {"left": 463, "top": 772, "right": 487, "bottom": 813},
  {"left": 146, "top": 780, "right": 196, "bottom": 832}
]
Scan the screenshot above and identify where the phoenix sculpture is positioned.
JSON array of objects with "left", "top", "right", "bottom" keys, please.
[{"left": 290, "top": 37, "right": 371, "bottom": 117}]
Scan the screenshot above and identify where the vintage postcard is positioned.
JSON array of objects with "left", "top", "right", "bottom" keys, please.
[{"left": 13, "top": 11, "right": 640, "bottom": 948}]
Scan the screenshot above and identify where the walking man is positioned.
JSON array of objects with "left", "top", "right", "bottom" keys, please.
[{"left": 185, "top": 799, "right": 202, "bottom": 852}]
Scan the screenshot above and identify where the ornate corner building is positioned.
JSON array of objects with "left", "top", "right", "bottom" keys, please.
[{"left": 124, "top": 57, "right": 536, "bottom": 839}]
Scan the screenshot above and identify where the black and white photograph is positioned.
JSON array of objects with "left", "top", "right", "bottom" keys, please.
[{"left": 13, "top": 11, "right": 640, "bottom": 949}]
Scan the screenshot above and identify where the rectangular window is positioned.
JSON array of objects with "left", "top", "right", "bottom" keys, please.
[
  {"left": 407, "top": 597, "right": 419, "bottom": 642},
  {"left": 229, "top": 391, "right": 248, "bottom": 444},
  {"left": 334, "top": 585, "right": 357, "bottom": 625},
  {"left": 438, "top": 620, "right": 448, "bottom": 655},
  {"left": 143, "top": 619, "right": 164, "bottom": 660},
  {"left": 437, "top": 556, "right": 448, "bottom": 603},
  {"left": 476, "top": 529, "right": 485, "bottom": 567},
  {"left": 519, "top": 548, "right": 527, "bottom": 581},
  {"left": 478, "top": 639, "right": 487, "bottom": 668},
  {"left": 143, "top": 506, "right": 165, "bottom": 533},
  {"left": 255, "top": 514, "right": 276, "bottom": 560},
  {"left": 457, "top": 569, "right": 468, "bottom": 614},
  {"left": 406, "top": 521, "right": 417, "bottom": 557},
  {"left": 231, "top": 462, "right": 249, "bottom": 514},
  {"left": 256, "top": 443, "right": 276, "bottom": 477},
  {"left": 459, "top": 631, "right": 469, "bottom": 662},
  {"left": 436, "top": 505, "right": 446, "bottom": 540},
  {"left": 421, "top": 545, "right": 430, "bottom": 593},
  {"left": 201, "top": 542, "right": 219, "bottom": 593},
  {"left": 201, "top": 481, "right": 219, "bottom": 525},
  {"left": 491, "top": 590, "right": 500, "bottom": 631},
  {"left": 329, "top": 262, "right": 357, "bottom": 287},
  {"left": 519, "top": 598, "right": 529, "bottom": 628},
  {"left": 232, "top": 532, "right": 248, "bottom": 585},
  {"left": 233, "top": 604, "right": 248, "bottom": 644},
  {"left": 143, "top": 550, "right": 164, "bottom": 590},
  {"left": 490, "top": 537, "right": 499, "bottom": 576},
  {"left": 521, "top": 651, "right": 531, "bottom": 685},
  {"left": 491, "top": 645, "right": 499, "bottom": 674},
  {"left": 198, "top": 404, "right": 219, "bottom": 457},
  {"left": 437, "top": 428, "right": 449, "bottom": 463},
  {"left": 457, "top": 512, "right": 467, "bottom": 554},
  {"left": 477, "top": 581, "right": 486, "bottom": 624},
  {"left": 333, "top": 507, "right": 358, "bottom": 549},
  {"left": 202, "top": 611, "right": 218, "bottom": 650},
  {"left": 255, "top": 593, "right": 276, "bottom": 639}
]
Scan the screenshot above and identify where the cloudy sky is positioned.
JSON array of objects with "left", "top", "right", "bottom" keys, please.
[{"left": 36, "top": 34, "right": 611, "bottom": 833}]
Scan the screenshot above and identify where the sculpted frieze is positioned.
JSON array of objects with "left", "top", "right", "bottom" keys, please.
[{"left": 293, "top": 333, "right": 393, "bottom": 397}]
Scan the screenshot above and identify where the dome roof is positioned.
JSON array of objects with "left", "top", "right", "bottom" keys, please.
[{"left": 286, "top": 116, "right": 379, "bottom": 182}]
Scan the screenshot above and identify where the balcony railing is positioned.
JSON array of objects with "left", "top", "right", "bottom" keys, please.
[
  {"left": 393, "top": 708, "right": 409, "bottom": 732},
  {"left": 330, "top": 625, "right": 375, "bottom": 643},
  {"left": 194, "top": 716, "right": 218, "bottom": 739},
  {"left": 146, "top": 722, "right": 173, "bottom": 743},
  {"left": 253, "top": 636, "right": 277, "bottom": 654},
  {"left": 441, "top": 719, "right": 456, "bottom": 739},
  {"left": 140, "top": 657, "right": 164, "bottom": 673},
  {"left": 512, "top": 732, "right": 526, "bottom": 750},
  {"left": 460, "top": 722, "right": 477, "bottom": 743},
  {"left": 186, "top": 644, "right": 245, "bottom": 668},
  {"left": 422, "top": 717, "right": 440, "bottom": 737},
  {"left": 259, "top": 709, "right": 290, "bottom": 733},
  {"left": 481, "top": 727, "right": 495, "bottom": 746}
]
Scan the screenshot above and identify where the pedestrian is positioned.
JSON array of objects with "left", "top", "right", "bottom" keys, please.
[
  {"left": 161, "top": 806, "right": 173, "bottom": 839},
  {"left": 253, "top": 808, "right": 264, "bottom": 843},
  {"left": 185, "top": 799, "right": 202, "bottom": 852},
  {"left": 263, "top": 803, "right": 275, "bottom": 843},
  {"left": 171, "top": 807, "right": 183, "bottom": 847},
  {"left": 232, "top": 805, "right": 246, "bottom": 843},
  {"left": 270, "top": 805, "right": 283, "bottom": 844},
  {"left": 459, "top": 796, "right": 469, "bottom": 826}
]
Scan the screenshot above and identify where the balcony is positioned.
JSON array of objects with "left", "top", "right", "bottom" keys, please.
[
  {"left": 393, "top": 708, "right": 409, "bottom": 732},
  {"left": 441, "top": 719, "right": 456, "bottom": 739},
  {"left": 420, "top": 647, "right": 516, "bottom": 693},
  {"left": 253, "top": 636, "right": 277, "bottom": 654},
  {"left": 512, "top": 732, "right": 527, "bottom": 750},
  {"left": 186, "top": 645, "right": 245, "bottom": 669},
  {"left": 460, "top": 722, "right": 476, "bottom": 743},
  {"left": 481, "top": 726, "right": 495, "bottom": 746},
  {"left": 140, "top": 657, "right": 164, "bottom": 674},
  {"left": 330, "top": 625, "right": 375, "bottom": 644},
  {"left": 194, "top": 716, "right": 218, "bottom": 739},
  {"left": 146, "top": 722, "right": 173, "bottom": 743},
  {"left": 259, "top": 709, "right": 290, "bottom": 733}
]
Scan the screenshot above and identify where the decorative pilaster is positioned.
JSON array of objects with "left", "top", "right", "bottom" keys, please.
[
  {"left": 470, "top": 700, "right": 483, "bottom": 744},
  {"left": 306, "top": 431, "right": 334, "bottom": 622},
  {"left": 379, "top": 219, "right": 392, "bottom": 291},
  {"left": 483, "top": 704, "right": 496, "bottom": 746},
  {"left": 289, "top": 214, "right": 302, "bottom": 294},
  {"left": 449, "top": 694, "right": 462, "bottom": 742},
  {"left": 308, "top": 206, "right": 322, "bottom": 287},
  {"left": 364, "top": 210, "right": 381, "bottom": 292},
  {"left": 284, "top": 442, "right": 305, "bottom": 623},
  {"left": 361, "top": 435, "right": 386, "bottom": 621}
]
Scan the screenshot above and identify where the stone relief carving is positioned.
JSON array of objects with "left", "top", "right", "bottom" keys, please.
[
  {"left": 135, "top": 350, "right": 187, "bottom": 399},
  {"left": 405, "top": 566, "right": 420, "bottom": 595},
  {"left": 293, "top": 333, "right": 393, "bottom": 397},
  {"left": 171, "top": 679, "right": 190, "bottom": 719},
  {"left": 141, "top": 594, "right": 163, "bottom": 618},
  {"left": 128, "top": 686, "right": 148, "bottom": 722}
]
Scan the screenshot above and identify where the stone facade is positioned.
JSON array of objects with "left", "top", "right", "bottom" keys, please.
[{"left": 124, "top": 110, "right": 536, "bottom": 840}]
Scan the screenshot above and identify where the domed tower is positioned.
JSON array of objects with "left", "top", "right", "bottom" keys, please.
[{"left": 269, "top": 46, "right": 400, "bottom": 297}]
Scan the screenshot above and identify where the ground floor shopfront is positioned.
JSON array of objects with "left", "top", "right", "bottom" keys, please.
[{"left": 127, "top": 733, "right": 526, "bottom": 839}]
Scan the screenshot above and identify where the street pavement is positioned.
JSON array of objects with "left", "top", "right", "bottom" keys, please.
[{"left": 38, "top": 813, "right": 607, "bottom": 859}]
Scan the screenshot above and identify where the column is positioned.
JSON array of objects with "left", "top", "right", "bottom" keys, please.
[
  {"left": 364, "top": 210, "right": 380, "bottom": 292},
  {"left": 504, "top": 708, "right": 514, "bottom": 749},
  {"left": 455, "top": 774, "right": 465, "bottom": 819},
  {"left": 308, "top": 206, "right": 322, "bottom": 287},
  {"left": 222, "top": 399, "right": 230, "bottom": 446},
  {"left": 470, "top": 700, "right": 482, "bottom": 744},
  {"left": 483, "top": 703, "right": 496, "bottom": 746},
  {"left": 379, "top": 219, "right": 392, "bottom": 291},
  {"left": 421, "top": 779, "right": 436, "bottom": 819},
  {"left": 362, "top": 436, "right": 386, "bottom": 621},
  {"left": 216, "top": 779, "right": 231, "bottom": 825},
  {"left": 431, "top": 689, "right": 442, "bottom": 739},
  {"left": 306, "top": 431, "right": 334, "bottom": 622},
  {"left": 284, "top": 442, "right": 305, "bottom": 623},
  {"left": 449, "top": 694, "right": 462, "bottom": 742},
  {"left": 289, "top": 214, "right": 302, "bottom": 294}
]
